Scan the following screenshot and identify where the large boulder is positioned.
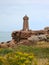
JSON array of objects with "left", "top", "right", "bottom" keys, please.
[
  {"left": 28, "top": 35, "right": 40, "bottom": 43},
  {"left": 38, "top": 35, "right": 47, "bottom": 41},
  {"left": 28, "top": 34, "right": 47, "bottom": 43},
  {"left": 0, "top": 43, "right": 8, "bottom": 48},
  {"left": 6, "top": 40, "right": 16, "bottom": 48},
  {"left": 18, "top": 40, "right": 33, "bottom": 45}
]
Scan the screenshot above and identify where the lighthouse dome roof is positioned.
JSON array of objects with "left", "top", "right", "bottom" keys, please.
[{"left": 23, "top": 15, "right": 29, "bottom": 20}]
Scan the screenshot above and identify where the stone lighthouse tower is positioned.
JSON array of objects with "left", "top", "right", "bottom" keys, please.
[{"left": 23, "top": 15, "right": 29, "bottom": 31}]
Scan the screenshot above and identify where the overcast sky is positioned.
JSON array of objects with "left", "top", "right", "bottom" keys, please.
[{"left": 0, "top": 0, "right": 49, "bottom": 31}]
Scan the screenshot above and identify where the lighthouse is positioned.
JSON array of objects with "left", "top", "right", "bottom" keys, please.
[{"left": 23, "top": 15, "right": 29, "bottom": 31}]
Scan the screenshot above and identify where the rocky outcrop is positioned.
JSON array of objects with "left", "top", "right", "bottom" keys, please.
[
  {"left": 0, "top": 40, "right": 16, "bottom": 48},
  {"left": 12, "top": 30, "right": 33, "bottom": 42},
  {"left": 11, "top": 29, "right": 49, "bottom": 43}
]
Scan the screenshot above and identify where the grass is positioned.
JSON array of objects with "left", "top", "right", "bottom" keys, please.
[
  {"left": 0, "top": 44, "right": 49, "bottom": 58},
  {"left": 0, "top": 41, "right": 49, "bottom": 65},
  {"left": 14, "top": 45, "right": 49, "bottom": 58}
]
